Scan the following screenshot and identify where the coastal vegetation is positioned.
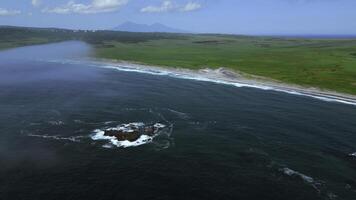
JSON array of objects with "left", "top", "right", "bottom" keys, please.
[{"left": 1, "top": 26, "right": 356, "bottom": 95}]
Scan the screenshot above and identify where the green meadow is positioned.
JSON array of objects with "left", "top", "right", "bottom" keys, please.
[{"left": 95, "top": 35, "right": 356, "bottom": 94}]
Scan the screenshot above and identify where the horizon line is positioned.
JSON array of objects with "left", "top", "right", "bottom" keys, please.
[{"left": 1, "top": 24, "right": 356, "bottom": 39}]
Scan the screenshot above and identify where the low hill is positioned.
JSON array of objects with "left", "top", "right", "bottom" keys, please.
[{"left": 113, "top": 22, "right": 187, "bottom": 33}]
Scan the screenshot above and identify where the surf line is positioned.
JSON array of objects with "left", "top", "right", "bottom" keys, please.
[
  {"left": 50, "top": 59, "right": 356, "bottom": 107},
  {"left": 96, "top": 63, "right": 356, "bottom": 106}
]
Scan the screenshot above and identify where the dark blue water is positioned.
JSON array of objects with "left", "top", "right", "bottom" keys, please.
[{"left": 0, "top": 42, "right": 355, "bottom": 200}]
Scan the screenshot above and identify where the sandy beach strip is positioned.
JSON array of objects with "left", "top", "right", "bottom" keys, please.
[{"left": 89, "top": 58, "right": 356, "bottom": 106}]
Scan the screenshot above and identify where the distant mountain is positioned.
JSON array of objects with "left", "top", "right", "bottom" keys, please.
[{"left": 113, "top": 22, "right": 188, "bottom": 33}]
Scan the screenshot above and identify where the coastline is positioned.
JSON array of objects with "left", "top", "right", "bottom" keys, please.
[{"left": 90, "top": 58, "right": 356, "bottom": 106}]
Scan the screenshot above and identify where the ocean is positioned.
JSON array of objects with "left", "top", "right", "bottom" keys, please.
[{"left": 0, "top": 41, "right": 355, "bottom": 200}]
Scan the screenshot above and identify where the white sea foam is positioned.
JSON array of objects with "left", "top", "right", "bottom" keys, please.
[
  {"left": 91, "top": 122, "right": 166, "bottom": 148},
  {"left": 99, "top": 63, "right": 356, "bottom": 106},
  {"left": 104, "top": 121, "right": 117, "bottom": 125},
  {"left": 102, "top": 144, "right": 114, "bottom": 149},
  {"left": 350, "top": 152, "right": 356, "bottom": 157},
  {"left": 28, "top": 134, "right": 83, "bottom": 142},
  {"left": 154, "top": 123, "right": 166, "bottom": 129},
  {"left": 47, "top": 57, "right": 356, "bottom": 106},
  {"left": 46, "top": 59, "right": 356, "bottom": 106},
  {"left": 91, "top": 129, "right": 154, "bottom": 148},
  {"left": 105, "top": 122, "right": 145, "bottom": 132},
  {"left": 280, "top": 167, "right": 339, "bottom": 199},
  {"left": 281, "top": 168, "right": 314, "bottom": 183}
]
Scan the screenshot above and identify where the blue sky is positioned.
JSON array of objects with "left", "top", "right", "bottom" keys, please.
[{"left": 0, "top": 0, "right": 355, "bottom": 35}]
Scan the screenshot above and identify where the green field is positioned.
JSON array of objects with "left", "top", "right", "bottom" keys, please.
[
  {"left": 0, "top": 27, "right": 74, "bottom": 50},
  {"left": 95, "top": 35, "right": 356, "bottom": 95},
  {"left": 1, "top": 26, "right": 356, "bottom": 95},
  {"left": 0, "top": 37, "right": 55, "bottom": 50}
]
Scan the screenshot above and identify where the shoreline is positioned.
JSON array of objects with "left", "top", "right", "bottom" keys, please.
[{"left": 89, "top": 58, "right": 356, "bottom": 106}]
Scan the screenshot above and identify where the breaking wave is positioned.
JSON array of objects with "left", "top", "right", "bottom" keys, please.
[
  {"left": 44, "top": 59, "right": 356, "bottom": 106},
  {"left": 349, "top": 152, "right": 356, "bottom": 157},
  {"left": 98, "top": 63, "right": 356, "bottom": 106}
]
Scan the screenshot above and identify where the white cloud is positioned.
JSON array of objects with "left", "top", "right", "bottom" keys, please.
[
  {"left": 181, "top": 2, "right": 201, "bottom": 12},
  {"left": 32, "top": 0, "right": 41, "bottom": 7},
  {"left": 140, "top": 1, "right": 176, "bottom": 13},
  {"left": 43, "top": 0, "right": 129, "bottom": 14},
  {"left": 141, "top": 1, "right": 202, "bottom": 13},
  {"left": 0, "top": 8, "right": 21, "bottom": 16}
]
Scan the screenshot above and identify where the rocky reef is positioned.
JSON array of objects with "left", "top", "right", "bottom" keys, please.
[
  {"left": 91, "top": 122, "right": 169, "bottom": 148},
  {"left": 103, "top": 122, "right": 165, "bottom": 142}
]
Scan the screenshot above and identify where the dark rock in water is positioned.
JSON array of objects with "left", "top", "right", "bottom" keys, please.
[
  {"left": 104, "top": 129, "right": 141, "bottom": 142},
  {"left": 103, "top": 123, "right": 165, "bottom": 142}
]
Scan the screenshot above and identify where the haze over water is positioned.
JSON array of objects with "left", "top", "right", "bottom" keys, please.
[{"left": 0, "top": 42, "right": 355, "bottom": 200}]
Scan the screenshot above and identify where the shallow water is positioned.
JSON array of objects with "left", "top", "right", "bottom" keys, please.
[{"left": 0, "top": 41, "right": 355, "bottom": 200}]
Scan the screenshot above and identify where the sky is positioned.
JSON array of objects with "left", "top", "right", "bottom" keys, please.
[{"left": 0, "top": 0, "right": 355, "bottom": 35}]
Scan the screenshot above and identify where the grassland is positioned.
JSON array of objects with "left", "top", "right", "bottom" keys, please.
[
  {"left": 0, "top": 26, "right": 74, "bottom": 50},
  {"left": 95, "top": 35, "right": 356, "bottom": 95},
  {"left": 1, "top": 26, "right": 356, "bottom": 95}
]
